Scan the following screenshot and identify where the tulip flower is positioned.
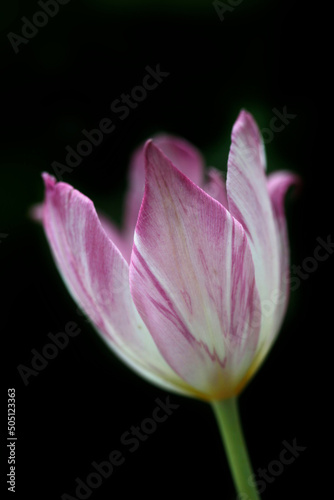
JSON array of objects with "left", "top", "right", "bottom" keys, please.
[{"left": 38, "top": 110, "right": 299, "bottom": 499}]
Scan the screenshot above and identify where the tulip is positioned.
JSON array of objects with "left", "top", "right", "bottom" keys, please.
[{"left": 39, "top": 110, "right": 299, "bottom": 499}]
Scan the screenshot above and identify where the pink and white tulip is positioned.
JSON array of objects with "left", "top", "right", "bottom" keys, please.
[{"left": 40, "top": 110, "right": 298, "bottom": 402}]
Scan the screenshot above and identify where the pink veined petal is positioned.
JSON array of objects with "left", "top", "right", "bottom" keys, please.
[
  {"left": 41, "top": 172, "right": 199, "bottom": 398},
  {"left": 203, "top": 167, "right": 228, "bottom": 208},
  {"left": 124, "top": 134, "right": 205, "bottom": 241},
  {"left": 226, "top": 110, "right": 283, "bottom": 349},
  {"left": 33, "top": 195, "right": 134, "bottom": 265},
  {"left": 129, "top": 142, "right": 261, "bottom": 401}
]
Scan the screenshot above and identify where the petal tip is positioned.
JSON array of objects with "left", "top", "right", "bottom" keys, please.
[
  {"left": 42, "top": 172, "right": 57, "bottom": 191},
  {"left": 144, "top": 139, "right": 163, "bottom": 172},
  {"left": 230, "top": 109, "right": 266, "bottom": 170},
  {"left": 233, "top": 109, "right": 259, "bottom": 137},
  {"left": 143, "top": 138, "right": 154, "bottom": 157}
]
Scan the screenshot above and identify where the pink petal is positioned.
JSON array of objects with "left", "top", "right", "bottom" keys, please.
[
  {"left": 129, "top": 142, "right": 261, "bottom": 400},
  {"left": 203, "top": 168, "right": 228, "bottom": 208},
  {"left": 41, "top": 173, "right": 199, "bottom": 397},
  {"left": 226, "top": 111, "right": 283, "bottom": 345},
  {"left": 124, "top": 134, "right": 205, "bottom": 240}
]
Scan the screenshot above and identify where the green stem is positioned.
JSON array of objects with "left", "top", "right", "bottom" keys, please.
[{"left": 211, "top": 397, "right": 260, "bottom": 500}]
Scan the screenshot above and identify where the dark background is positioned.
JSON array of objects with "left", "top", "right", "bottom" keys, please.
[{"left": 1, "top": 1, "right": 330, "bottom": 499}]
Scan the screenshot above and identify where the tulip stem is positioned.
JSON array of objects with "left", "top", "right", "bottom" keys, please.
[{"left": 211, "top": 397, "right": 260, "bottom": 500}]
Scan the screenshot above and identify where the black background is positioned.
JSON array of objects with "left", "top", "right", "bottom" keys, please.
[{"left": 1, "top": 1, "right": 331, "bottom": 499}]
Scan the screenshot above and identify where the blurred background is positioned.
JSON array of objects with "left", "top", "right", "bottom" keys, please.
[{"left": 0, "top": 1, "right": 330, "bottom": 498}]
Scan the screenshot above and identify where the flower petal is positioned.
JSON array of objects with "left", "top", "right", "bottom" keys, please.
[
  {"left": 226, "top": 111, "right": 282, "bottom": 347},
  {"left": 41, "top": 173, "right": 198, "bottom": 397},
  {"left": 124, "top": 134, "right": 205, "bottom": 239},
  {"left": 129, "top": 142, "right": 261, "bottom": 400}
]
